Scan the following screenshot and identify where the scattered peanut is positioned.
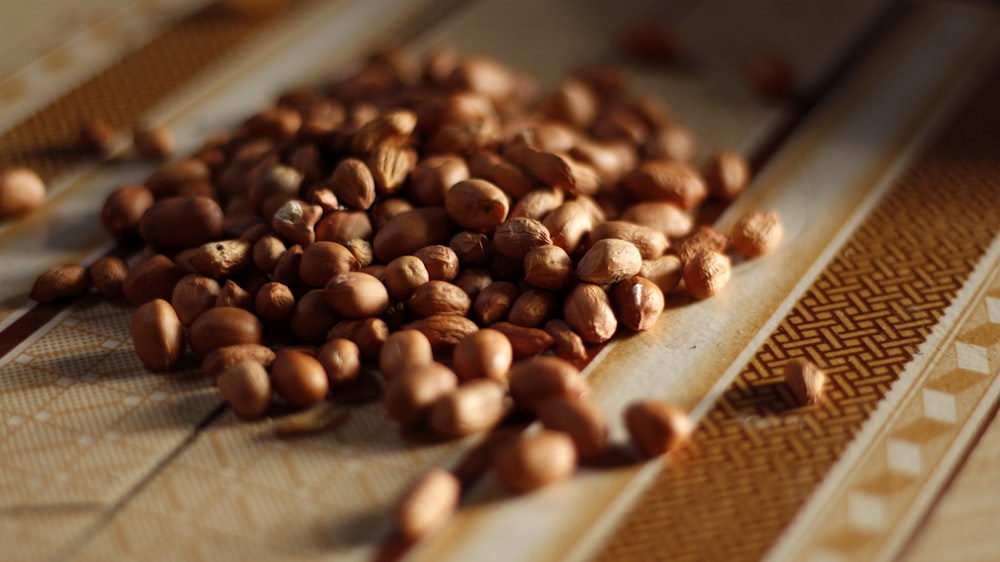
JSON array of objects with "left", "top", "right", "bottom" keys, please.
[
  {"left": 784, "top": 358, "right": 826, "bottom": 405},
  {"left": 731, "top": 210, "right": 783, "bottom": 258},
  {"left": 494, "top": 430, "right": 577, "bottom": 493},
  {"left": 394, "top": 469, "right": 461, "bottom": 542},
  {"left": 0, "top": 168, "right": 46, "bottom": 219},
  {"left": 624, "top": 400, "right": 693, "bottom": 457}
]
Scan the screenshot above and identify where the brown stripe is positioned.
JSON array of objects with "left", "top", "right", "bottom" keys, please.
[
  {"left": 595, "top": 64, "right": 1000, "bottom": 562},
  {"left": 0, "top": 1, "right": 309, "bottom": 182}
]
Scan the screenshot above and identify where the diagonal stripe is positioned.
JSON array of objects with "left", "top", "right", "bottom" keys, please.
[{"left": 594, "top": 55, "right": 1000, "bottom": 562}]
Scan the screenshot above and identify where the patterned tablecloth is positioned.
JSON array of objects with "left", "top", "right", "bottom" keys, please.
[{"left": 1, "top": 1, "right": 999, "bottom": 561}]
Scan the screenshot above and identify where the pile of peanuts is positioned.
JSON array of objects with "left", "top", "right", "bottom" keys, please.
[{"left": 27, "top": 45, "right": 788, "bottom": 541}]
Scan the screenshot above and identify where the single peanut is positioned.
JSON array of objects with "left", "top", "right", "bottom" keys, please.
[
  {"left": 131, "top": 299, "right": 186, "bottom": 371},
  {"left": 509, "top": 188, "right": 563, "bottom": 221},
  {"left": 272, "top": 199, "right": 323, "bottom": 247},
  {"left": 544, "top": 319, "right": 588, "bottom": 368},
  {"left": 537, "top": 396, "right": 609, "bottom": 460},
  {"left": 253, "top": 234, "right": 286, "bottom": 273},
  {"left": 133, "top": 125, "right": 175, "bottom": 160},
  {"left": 318, "top": 338, "right": 362, "bottom": 386},
  {"left": 255, "top": 282, "right": 295, "bottom": 325},
  {"left": 374, "top": 207, "right": 454, "bottom": 262},
  {"left": 328, "top": 157, "right": 376, "bottom": 210},
  {"left": 445, "top": 179, "right": 510, "bottom": 232},
  {"left": 576, "top": 238, "right": 643, "bottom": 285},
  {"left": 682, "top": 250, "right": 731, "bottom": 300},
  {"left": 171, "top": 274, "right": 221, "bottom": 325},
  {"left": 409, "top": 155, "right": 469, "bottom": 206},
  {"left": 382, "top": 255, "right": 431, "bottom": 301},
  {"left": 316, "top": 210, "right": 374, "bottom": 246},
  {"left": 216, "top": 279, "right": 254, "bottom": 311},
  {"left": 523, "top": 245, "right": 573, "bottom": 290},
  {"left": 454, "top": 267, "right": 493, "bottom": 300},
  {"left": 611, "top": 276, "right": 665, "bottom": 332},
  {"left": 508, "top": 355, "right": 588, "bottom": 411},
  {"left": 31, "top": 264, "right": 91, "bottom": 303},
  {"left": 139, "top": 196, "right": 224, "bottom": 252},
  {"left": 394, "top": 469, "right": 461, "bottom": 542},
  {"left": 640, "top": 255, "right": 683, "bottom": 294},
  {"left": 289, "top": 289, "right": 340, "bottom": 343},
  {"left": 402, "top": 315, "right": 478, "bottom": 354},
  {"left": 542, "top": 201, "right": 593, "bottom": 254},
  {"left": 494, "top": 430, "right": 577, "bottom": 493},
  {"left": 299, "top": 241, "right": 360, "bottom": 287},
  {"left": 324, "top": 271, "right": 390, "bottom": 319},
  {"left": 90, "top": 256, "right": 128, "bottom": 298},
  {"left": 429, "top": 378, "right": 508, "bottom": 437},
  {"left": 621, "top": 160, "right": 707, "bottom": 209},
  {"left": 379, "top": 329, "right": 434, "bottom": 381},
  {"left": 101, "top": 185, "right": 153, "bottom": 238},
  {"left": 414, "top": 245, "right": 460, "bottom": 282},
  {"left": 0, "top": 168, "right": 46, "bottom": 219},
  {"left": 619, "top": 201, "right": 692, "bottom": 238},
  {"left": 217, "top": 360, "right": 272, "bottom": 418},
  {"left": 188, "top": 306, "right": 263, "bottom": 357},
  {"left": 383, "top": 362, "right": 458, "bottom": 425},
  {"left": 492, "top": 217, "right": 552, "bottom": 259},
  {"left": 508, "top": 289, "right": 559, "bottom": 328},
  {"left": 473, "top": 281, "right": 520, "bottom": 325},
  {"left": 123, "top": 255, "right": 188, "bottom": 305},
  {"left": 144, "top": 158, "right": 211, "bottom": 199},
  {"left": 703, "top": 151, "right": 750, "bottom": 202},
  {"left": 327, "top": 318, "right": 388, "bottom": 360},
  {"left": 588, "top": 221, "right": 668, "bottom": 260},
  {"left": 271, "top": 349, "right": 329, "bottom": 408},
  {"left": 731, "top": 210, "right": 783, "bottom": 258},
  {"left": 453, "top": 328, "right": 513, "bottom": 383},
  {"left": 784, "top": 358, "right": 826, "bottom": 405},
  {"left": 563, "top": 283, "right": 618, "bottom": 344},
  {"left": 624, "top": 400, "right": 693, "bottom": 457},
  {"left": 407, "top": 280, "right": 471, "bottom": 318}
]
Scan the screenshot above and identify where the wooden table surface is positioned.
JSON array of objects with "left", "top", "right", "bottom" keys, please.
[{"left": 1, "top": 1, "right": 999, "bottom": 561}]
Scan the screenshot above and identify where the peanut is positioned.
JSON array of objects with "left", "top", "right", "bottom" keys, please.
[
  {"left": 731, "top": 210, "right": 783, "bottom": 258},
  {"left": 563, "top": 283, "right": 618, "bottom": 343},
  {"left": 493, "top": 430, "right": 577, "bottom": 493},
  {"left": 379, "top": 329, "right": 434, "bottom": 381},
  {"left": 324, "top": 271, "right": 390, "bottom": 319},
  {"left": 452, "top": 328, "right": 513, "bottom": 383},
  {"left": 624, "top": 400, "right": 693, "bottom": 457},
  {"left": 383, "top": 362, "right": 458, "bottom": 425},
  {"left": 187, "top": 306, "right": 263, "bottom": 357},
  {"left": 407, "top": 281, "right": 471, "bottom": 318},
  {"left": 133, "top": 125, "right": 175, "bottom": 160},
  {"left": 374, "top": 207, "right": 454, "bottom": 262},
  {"left": 473, "top": 281, "right": 520, "bottom": 325},
  {"left": 289, "top": 290, "right": 340, "bottom": 343},
  {"left": 0, "top": 168, "right": 46, "bottom": 219},
  {"left": 319, "top": 338, "right": 362, "bottom": 386},
  {"left": 328, "top": 158, "right": 376, "bottom": 210},
  {"left": 217, "top": 360, "right": 272, "bottom": 418},
  {"left": 171, "top": 274, "right": 221, "bottom": 325},
  {"left": 201, "top": 343, "right": 276, "bottom": 378},
  {"left": 271, "top": 349, "right": 329, "bottom": 408},
  {"left": 90, "top": 256, "right": 129, "bottom": 298},
  {"left": 611, "top": 276, "right": 665, "bottom": 332},
  {"left": 508, "top": 356, "right": 588, "bottom": 410},
  {"left": 576, "top": 239, "right": 643, "bottom": 285},
  {"left": 327, "top": 318, "right": 388, "bottom": 360},
  {"left": 101, "top": 185, "right": 153, "bottom": 238},
  {"left": 621, "top": 160, "right": 707, "bottom": 209},
  {"left": 402, "top": 315, "right": 478, "bottom": 354},
  {"left": 139, "top": 196, "right": 224, "bottom": 252},
  {"left": 445, "top": 179, "right": 509, "bottom": 232},
  {"left": 123, "top": 254, "right": 188, "bottom": 305},
  {"left": 428, "top": 378, "right": 508, "bottom": 437},
  {"left": 299, "top": 241, "right": 360, "bottom": 287},
  {"left": 682, "top": 250, "right": 731, "bottom": 300},
  {"left": 414, "top": 245, "right": 460, "bottom": 282},
  {"left": 523, "top": 245, "right": 573, "bottom": 290},
  {"left": 703, "top": 151, "right": 750, "bottom": 202},
  {"left": 537, "top": 396, "right": 609, "bottom": 460},
  {"left": 131, "top": 299, "right": 186, "bottom": 371},
  {"left": 31, "top": 264, "right": 91, "bottom": 303},
  {"left": 394, "top": 469, "right": 461, "bottom": 542},
  {"left": 784, "top": 358, "right": 826, "bottom": 405},
  {"left": 543, "top": 319, "right": 588, "bottom": 367},
  {"left": 492, "top": 217, "right": 552, "bottom": 259},
  {"left": 382, "top": 255, "right": 431, "bottom": 301}
]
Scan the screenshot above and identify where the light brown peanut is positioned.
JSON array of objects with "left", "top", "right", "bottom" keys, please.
[
  {"left": 508, "top": 289, "right": 559, "bottom": 328},
  {"left": 576, "top": 239, "right": 643, "bottom": 285},
  {"left": 402, "top": 315, "right": 478, "bottom": 355},
  {"left": 131, "top": 299, "right": 186, "bottom": 371},
  {"left": 188, "top": 306, "right": 263, "bottom": 357},
  {"left": 508, "top": 355, "right": 587, "bottom": 410},
  {"left": 544, "top": 319, "right": 588, "bottom": 367},
  {"left": 407, "top": 281, "right": 471, "bottom": 318},
  {"left": 90, "top": 256, "right": 128, "bottom": 298},
  {"left": 492, "top": 217, "right": 552, "bottom": 259},
  {"left": 619, "top": 201, "right": 692, "bottom": 238},
  {"left": 703, "top": 151, "right": 750, "bottom": 202},
  {"left": 394, "top": 469, "right": 461, "bottom": 542},
  {"left": 171, "top": 274, "right": 220, "bottom": 325},
  {"left": 300, "top": 241, "right": 360, "bottom": 287},
  {"left": 217, "top": 360, "right": 272, "bottom": 418},
  {"left": 382, "top": 256, "right": 431, "bottom": 301},
  {"left": 445, "top": 179, "right": 509, "bottom": 232},
  {"left": 0, "top": 167, "right": 46, "bottom": 219},
  {"left": 640, "top": 255, "right": 683, "bottom": 294},
  {"left": 563, "top": 283, "right": 618, "bottom": 344},
  {"left": 452, "top": 329, "right": 513, "bottom": 383},
  {"left": 252, "top": 234, "right": 286, "bottom": 273},
  {"left": 621, "top": 160, "right": 707, "bottom": 209},
  {"left": 588, "top": 221, "right": 668, "bottom": 260},
  {"left": 316, "top": 210, "right": 373, "bottom": 246},
  {"left": 373, "top": 207, "right": 454, "bottom": 262},
  {"left": 473, "top": 281, "right": 520, "bottom": 325},
  {"left": 429, "top": 378, "right": 508, "bottom": 437},
  {"left": 624, "top": 400, "right": 693, "bottom": 457},
  {"left": 31, "top": 264, "right": 91, "bottom": 303},
  {"left": 327, "top": 318, "right": 388, "bottom": 360},
  {"left": 784, "top": 358, "right": 826, "bottom": 405},
  {"left": 674, "top": 225, "right": 728, "bottom": 264},
  {"left": 255, "top": 282, "right": 295, "bottom": 325},
  {"left": 319, "top": 338, "right": 362, "bottom": 386},
  {"left": 324, "top": 271, "right": 390, "bottom": 319},
  {"left": 271, "top": 349, "right": 329, "bottom": 408},
  {"left": 380, "top": 329, "right": 434, "bottom": 382},
  {"left": 328, "top": 157, "right": 376, "bottom": 210},
  {"left": 139, "top": 196, "right": 224, "bottom": 252},
  {"left": 611, "top": 276, "right": 665, "bottom": 332},
  {"left": 216, "top": 279, "right": 253, "bottom": 311},
  {"left": 289, "top": 290, "right": 340, "bottom": 343},
  {"left": 450, "top": 231, "right": 490, "bottom": 265},
  {"left": 731, "top": 210, "right": 783, "bottom": 258},
  {"left": 409, "top": 155, "right": 469, "bottom": 206},
  {"left": 682, "top": 250, "right": 731, "bottom": 300},
  {"left": 490, "top": 322, "right": 555, "bottom": 358},
  {"left": 542, "top": 201, "right": 593, "bottom": 254},
  {"left": 523, "top": 245, "right": 573, "bottom": 290},
  {"left": 414, "top": 245, "right": 460, "bottom": 282},
  {"left": 494, "top": 430, "right": 577, "bottom": 493},
  {"left": 123, "top": 254, "right": 187, "bottom": 305},
  {"left": 537, "top": 396, "right": 609, "bottom": 460},
  {"left": 453, "top": 267, "right": 493, "bottom": 300},
  {"left": 101, "top": 185, "right": 153, "bottom": 238},
  {"left": 383, "top": 362, "right": 458, "bottom": 425}
]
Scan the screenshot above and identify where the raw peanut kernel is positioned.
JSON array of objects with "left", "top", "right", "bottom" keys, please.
[
  {"left": 731, "top": 210, "right": 783, "bottom": 258},
  {"left": 394, "top": 469, "right": 461, "bottom": 542},
  {"left": 453, "top": 328, "right": 513, "bottom": 383},
  {"left": 445, "top": 179, "right": 509, "bottom": 232},
  {"left": 188, "top": 307, "right": 263, "bottom": 357},
  {"left": 374, "top": 207, "right": 454, "bottom": 262},
  {"left": 611, "top": 276, "right": 665, "bottom": 332},
  {"left": 383, "top": 362, "right": 458, "bottom": 425},
  {"left": 133, "top": 125, "right": 175, "bottom": 160},
  {"left": 299, "top": 241, "right": 360, "bottom": 287},
  {"left": 414, "top": 245, "right": 460, "bottom": 282},
  {"left": 640, "top": 255, "right": 683, "bottom": 294},
  {"left": 271, "top": 349, "right": 329, "bottom": 408},
  {"left": 328, "top": 158, "right": 376, "bottom": 210},
  {"left": 588, "top": 221, "right": 668, "bottom": 260},
  {"left": 382, "top": 256, "right": 431, "bottom": 301},
  {"left": 524, "top": 244, "right": 573, "bottom": 290},
  {"left": 101, "top": 185, "right": 153, "bottom": 238},
  {"left": 171, "top": 274, "right": 220, "bottom": 325},
  {"left": 620, "top": 201, "right": 692, "bottom": 239},
  {"left": 537, "top": 396, "right": 609, "bottom": 460},
  {"left": 508, "top": 356, "right": 588, "bottom": 411},
  {"left": 563, "top": 283, "right": 618, "bottom": 344},
  {"left": 784, "top": 358, "right": 826, "bottom": 405},
  {"left": 0, "top": 167, "right": 46, "bottom": 219},
  {"left": 31, "top": 264, "right": 91, "bottom": 303},
  {"left": 683, "top": 250, "right": 731, "bottom": 300},
  {"left": 492, "top": 217, "right": 552, "bottom": 259},
  {"left": 473, "top": 281, "right": 520, "bottom": 325},
  {"left": 407, "top": 281, "right": 471, "bottom": 318},
  {"left": 544, "top": 319, "right": 588, "bottom": 367},
  {"left": 625, "top": 400, "right": 693, "bottom": 457},
  {"left": 428, "top": 378, "right": 508, "bottom": 437},
  {"left": 324, "top": 271, "right": 390, "bottom": 319},
  {"left": 90, "top": 256, "right": 129, "bottom": 298},
  {"left": 704, "top": 151, "right": 750, "bottom": 202},
  {"left": 217, "top": 360, "right": 272, "bottom": 419},
  {"left": 576, "top": 238, "right": 643, "bottom": 285},
  {"left": 139, "top": 196, "right": 224, "bottom": 252},
  {"left": 494, "top": 430, "right": 577, "bottom": 493},
  {"left": 621, "top": 160, "right": 707, "bottom": 209},
  {"left": 289, "top": 290, "right": 340, "bottom": 343},
  {"left": 132, "top": 299, "right": 186, "bottom": 371},
  {"left": 490, "top": 322, "right": 555, "bottom": 358},
  {"left": 380, "top": 329, "right": 434, "bottom": 382},
  {"left": 318, "top": 338, "right": 362, "bottom": 387},
  {"left": 402, "top": 315, "right": 479, "bottom": 355}
]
